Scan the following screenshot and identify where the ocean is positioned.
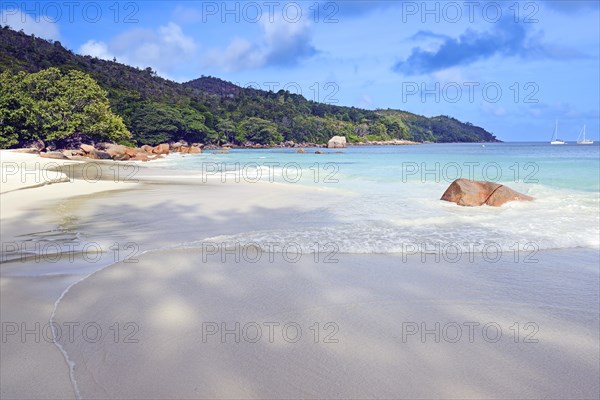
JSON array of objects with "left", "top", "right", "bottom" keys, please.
[{"left": 152, "top": 142, "right": 600, "bottom": 254}]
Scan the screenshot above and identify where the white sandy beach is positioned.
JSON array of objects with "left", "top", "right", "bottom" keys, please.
[
  {"left": 1, "top": 151, "right": 140, "bottom": 399},
  {"left": 1, "top": 150, "right": 598, "bottom": 399}
]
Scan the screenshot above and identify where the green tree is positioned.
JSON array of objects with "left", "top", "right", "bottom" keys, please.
[
  {"left": 367, "top": 122, "right": 389, "bottom": 140},
  {"left": 129, "top": 102, "right": 210, "bottom": 145},
  {"left": 0, "top": 71, "right": 37, "bottom": 147},
  {"left": 180, "top": 106, "right": 209, "bottom": 143},
  {"left": 381, "top": 116, "right": 411, "bottom": 140},
  {"left": 0, "top": 68, "right": 130, "bottom": 147},
  {"left": 236, "top": 117, "right": 283, "bottom": 145},
  {"left": 130, "top": 102, "right": 180, "bottom": 145},
  {"left": 211, "top": 118, "right": 236, "bottom": 145},
  {"left": 0, "top": 29, "right": 500, "bottom": 146}
]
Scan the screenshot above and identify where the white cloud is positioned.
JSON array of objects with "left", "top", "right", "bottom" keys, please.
[
  {"left": 77, "top": 22, "right": 198, "bottom": 76},
  {"left": 79, "top": 40, "right": 114, "bottom": 60},
  {"left": 159, "top": 22, "right": 197, "bottom": 54},
  {"left": 203, "top": 38, "right": 265, "bottom": 72},
  {"left": 202, "top": 17, "right": 317, "bottom": 72},
  {"left": 0, "top": 9, "right": 60, "bottom": 40}
]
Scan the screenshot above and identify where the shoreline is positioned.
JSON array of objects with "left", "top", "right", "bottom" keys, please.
[
  {"left": 1, "top": 149, "right": 598, "bottom": 399},
  {"left": 6, "top": 139, "right": 509, "bottom": 163}
]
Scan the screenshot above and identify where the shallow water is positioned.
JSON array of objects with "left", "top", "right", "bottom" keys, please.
[{"left": 151, "top": 143, "right": 600, "bottom": 253}]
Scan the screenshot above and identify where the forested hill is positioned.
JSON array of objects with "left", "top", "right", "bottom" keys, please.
[{"left": 0, "top": 27, "right": 499, "bottom": 147}]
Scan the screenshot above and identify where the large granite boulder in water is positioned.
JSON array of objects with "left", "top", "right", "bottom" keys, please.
[
  {"left": 327, "top": 136, "right": 347, "bottom": 148},
  {"left": 441, "top": 178, "right": 533, "bottom": 207}
]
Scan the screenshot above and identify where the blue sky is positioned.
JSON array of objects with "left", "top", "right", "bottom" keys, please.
[{"left": 1, "top": 0, "right": 599, "bottom": 141}]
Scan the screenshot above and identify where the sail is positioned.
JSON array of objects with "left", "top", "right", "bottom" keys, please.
[
  {"left": 577, "top": 125, "right": 593, "bottom": 144},
  {"left": 550, "top": 120, "right": 566, "bottom": 144}
]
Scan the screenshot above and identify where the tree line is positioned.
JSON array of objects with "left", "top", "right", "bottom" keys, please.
[{"left": 0, "top": 27, "right": 499, "bottom": 148}]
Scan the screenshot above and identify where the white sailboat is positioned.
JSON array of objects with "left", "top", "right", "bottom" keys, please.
[
  {"left": 550, "top": 120, "right": 566, "bottom": 144},
  {"left": 577, "top": 125, "right": 593, "bottom": 145}
]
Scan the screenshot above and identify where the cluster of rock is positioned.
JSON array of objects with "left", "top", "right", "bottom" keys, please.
[
  {"left": 353, "top": 139, "right": 419, "bottom": 146},
  {"left": 19, "top": 134, "right": 426, "bottom": 160},
  {"left": 441, "top": 178, "right": 533, "bottom": 207},
  {"left": 225, "top": 137, "right": 417, "bottom": 149},
  {"left": 35, "top": 141, "right": 203, "bottom": 162},
  {"left": 217, "top": 141, "right": 327, "bottom": 149},
  {"left": 17, "top": 135, "right": 424, "bottom": 162}
]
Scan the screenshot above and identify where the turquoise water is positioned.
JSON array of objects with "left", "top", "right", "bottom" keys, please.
[
  {"left": 158, "top": 142, "right": 599, "bottom": 190},
  {"left": 155, "top": 143, "right": 600, "bottom": 253}
]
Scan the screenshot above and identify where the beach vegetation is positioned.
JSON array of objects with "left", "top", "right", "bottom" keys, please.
[
  {"left": 0, "top": 28, "right": 500, "bottom": 148},
  {"left": 0, "top": 67, "right": 130, "bottom": 147}
]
